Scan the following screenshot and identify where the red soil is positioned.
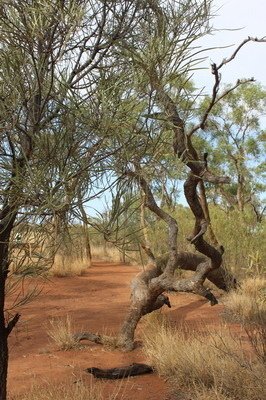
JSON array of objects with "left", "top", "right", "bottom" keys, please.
[{"left": 7, "top": 261, "right": 246, "bottom": 400}]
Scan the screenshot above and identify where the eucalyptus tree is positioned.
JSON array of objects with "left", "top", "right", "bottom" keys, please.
[{"left": 198, "top": 83, "right": 266, "bottom": 215}]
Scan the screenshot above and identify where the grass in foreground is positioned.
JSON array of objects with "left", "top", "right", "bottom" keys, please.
[
  {"left": 142, "top": 312, "right": 265, "bottom": 400},
  {"left": 223, "top": 277, "right": 266, "bottom": 325},
  {"left": 12, "top": 380, "right": 123, "bottom": 400},
  {"left": 223, "top": 277, "right": 266, "bottom": 363},
  {"left": 47, "top": 315, "right": 79, "bottom": 350}
]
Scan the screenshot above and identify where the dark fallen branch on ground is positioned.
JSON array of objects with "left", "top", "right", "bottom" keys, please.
[{"left": 86, "top": 363, "right": 153, "bottom": 379}]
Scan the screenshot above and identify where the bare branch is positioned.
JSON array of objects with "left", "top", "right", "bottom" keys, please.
[
  {"left": 126, "top": 168, "right": 178, "bottom": 274},
  {"left": 187, "top": 35, "right": 266, "bottom": 137},
  {"left": 188, "top": 76, "right": 255, "bottom": 137},
  {"left": 217, "top": 36, "right": 266, "bottom": 70},
  {"left": 6, "top": 313, "right": 20, "bottom": 336}
]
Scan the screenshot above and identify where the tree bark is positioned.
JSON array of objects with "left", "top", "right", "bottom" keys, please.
[
  {"left": 0, "top": 323, "right": 8, "bottom": 400},
  {"left": 198, "top": 180, "right": 220, "bottom": 247},
  {"left": 83, "top": 222, "right": 92, "bottom": 267},
  {"left": 0, "top": 204, "right": 18, "bottom": 399},
  {"left": 140, "top": 191, "right": 153, "bottom": 264}
]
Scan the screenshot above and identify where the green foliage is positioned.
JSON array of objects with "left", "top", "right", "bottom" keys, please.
[
  {"left": 144, "top": 204, "right": 266, "bottom": 275},
  {"left": 90, "top": 201, "right": 265, "bottom": 278},
  {"left": 198, "top": 83, "right": 266, "bottom": 211},
  {"left": 210, "top": 206, "right": 266, "bottom": 275}
]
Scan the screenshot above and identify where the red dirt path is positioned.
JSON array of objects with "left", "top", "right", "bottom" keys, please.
[{"left": 7, "top": 261, "right": 244, "bottom": 400}]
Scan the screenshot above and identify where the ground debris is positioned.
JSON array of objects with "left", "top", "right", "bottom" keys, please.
[{"left": 86, "top": 363, "right": 153, "bottom": 379}]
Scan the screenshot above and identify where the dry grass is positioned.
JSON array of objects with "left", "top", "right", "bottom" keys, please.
[
  {"left": 90, "top": 245, "right": 122, "bottom": 262},
  {"left": 142, "top": 313, "right": 266, "bottom": 400},
  {"left": 90, "top": 245, "right": 140, "bottom": 265},
  {"left": 47, "top": 315, "right": 79, "bottom": 350},
  {"left": 223, "top": 277, "right": 266, "bottom": 363},
  {"left": 100, "top": 333, "right": 120, "bottom": 350},
  {"left": 50, "top": 255, "right": 89, "bottom": 277},
  {"left": 191, "top": 385, "right": 234, "bottom": 400},
  {"left": 12, "top": 380, "right": 123, "bottom": 400},
  {"left": 223, "top": 277, "right": 266, "bottom": 324}
]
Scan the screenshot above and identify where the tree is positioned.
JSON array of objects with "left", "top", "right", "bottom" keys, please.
[
  {"left": 74, "top": 1, "right": 266, "bottom": 351},
  {"left": 199, "top": 83, "right": 266, "bottom": 214},
  {"left": 0, "top": 1, "right": 152, "bottom": 397}
]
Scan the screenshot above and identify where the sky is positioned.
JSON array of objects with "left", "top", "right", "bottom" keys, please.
[{"left": 194, "top": 0, "right": 266, "bottom": 91}]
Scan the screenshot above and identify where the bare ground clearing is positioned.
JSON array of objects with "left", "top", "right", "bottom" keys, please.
[{"left": 7, "top": 261, "right": 248, "bottom": 400}]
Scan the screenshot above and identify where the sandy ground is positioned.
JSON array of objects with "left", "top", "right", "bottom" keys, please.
[{"left": 7, "top": 261, "right": 244, "bottom": 400}]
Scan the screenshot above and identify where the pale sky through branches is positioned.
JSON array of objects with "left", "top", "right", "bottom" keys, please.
[{"left": 194, "top": 0, "right": 266, "bottom": 91}]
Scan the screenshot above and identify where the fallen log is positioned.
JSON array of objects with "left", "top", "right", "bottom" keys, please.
[{"left": 86, "top": 363, "right": 153, "bottom": 379}]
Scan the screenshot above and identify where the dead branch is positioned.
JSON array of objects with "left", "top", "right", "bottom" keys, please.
[
  {"left": 187, "top": 35, "right": 266, "bottom": 137},
  {"left": 217, "top": 36, "right": 266, "bottom": 70},
  {"left": 188, "top": 77, "right": 255, "bottom": 137},
  {"left": 6, "top": 313, "right": 20, "bottom": 336},
  {"left": 86, "top": 363, "right": 153, "bottom": 379},
  {"left": 73, "top": 332, "right": 104, "bottom": 344}
]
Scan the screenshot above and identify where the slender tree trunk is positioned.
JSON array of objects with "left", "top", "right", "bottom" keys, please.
[
  {"left": 120, "top": 243, "right": 126, "bottom": 263},
  {"left": 83, "top": 222, "right": 92, "bottom": 267},
  {"left": 0, "top": 210, "right": 17, "bottom": 400},
  {"left": 0, "top": 256, "right": 9, "bottom": 400},
  {"left": 0, "top": 312, "right": 8, "bottom": 400},
  {"left": 237, "top": 177, "right": 245, "bottom": 212},
  {"left": 140, "top": 192, "right": 152, "bottom": 254},
  {"left": 198, "top": 180, "right": 220, "bottom": 247},
  {"left": 0, "top": 242, "right": 9, "bottom": 400},
  {"left": 78, "top": 195, "right": 92, "bottom": 266}
]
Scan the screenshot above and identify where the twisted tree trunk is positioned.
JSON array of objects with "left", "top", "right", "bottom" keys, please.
[{"left": 74, "top": 85, "right": 235, "bottom": 351}]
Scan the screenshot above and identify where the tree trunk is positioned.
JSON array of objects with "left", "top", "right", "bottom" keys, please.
[
  {"left": 117, "top": 290, "right": 171, "bottom": 350},
  {"left": 0, "top": 316, "right": 8, "bottom": 400},
  {"left": 118, "top": 306, "right": 143, "bottom": 350},
  {"left": 77, "top": 194, "right": 92, "bottom": 266},
  {"left": 120, "top": 245, "right": 126, "bottom": 264},
  {"left": 0, "top": 239, "right": 11, "bottom": 400},
  {"left": 0, "top": 203, "right": 18, "bottom": 399},
  {"left": 140, "top": 191, "right": 152, "bottom": 261},
  {"left": 198, "top": 181, "right": 220, "bottom": 247},
  {"left": 237, "top": 178, "right": 245, "bottom": 212},
  {"left": 83, "top": 222, "right": 92, "bottom": 267}
]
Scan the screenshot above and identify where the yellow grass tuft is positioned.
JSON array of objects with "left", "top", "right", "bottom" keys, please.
[
  {"left": 100, "top": 327, "right": 120, "bottom": 350},
  {"left": 50, "top": 255, "right": 89, "bottom": 277},
  {"left": 191, "top": 385, "right": 234, "bottom": 400},
  {"left": 223, "top": 277, "right": 266, "bottom": 363},
  {"left": 47, "top": 315, "right": 79, "bottom": 351},
  {"left": 90, "top": 245, "right": 122, "bottom": 262},
  {"left": 142, "top": 314, "right": 266, "bottom": 400},
  {"left": 223, "top": 277, "right": 266, "bottom": 324}
]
